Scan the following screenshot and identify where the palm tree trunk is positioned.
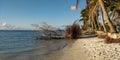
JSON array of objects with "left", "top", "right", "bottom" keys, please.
[
  {"left": 101, "top": 8, "right": 107, "bottom": 32},
  {"left": 91, "top": 13, "right": 97, "bottom": 30},
  {"left": 91, "top": 20, "right": 95, "bottom": 31},
  {"left": 76, "top": 0, "right": 79, "bottom": 10},
  {"left": 93, "top": 19, "right": 97, "bottom": 30},
  {"left": 96, "top": 21, "right": 102, "bottom": 31},
  {"left": 99, "top": 0, "right": 116, "bottom": 33},
  {"left": 96, "top": 9, "right": 102, "bottom": 31}
]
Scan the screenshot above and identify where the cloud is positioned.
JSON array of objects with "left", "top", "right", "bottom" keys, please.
[
  {"left": 0, "top": 22, "right": 7, "bottom": 27},
  {"left": 70, "top": 6, "right": 81, "bottom": 10},
  {"left": 0, "top": 22, "right": 27, "bottom": 30},
  {"left": 0, "top": 22, "right": 14, "bottom": 30},
  {"left": 70, "top": 6, "right": 77, "bottom": 10}
]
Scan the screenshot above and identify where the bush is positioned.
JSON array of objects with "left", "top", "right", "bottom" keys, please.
[
  {"left": 65, "top": 23, "right": 81, "bottom": 39},
  {"left": 65, "top": 26, "right": 71, "bottom": 39}
]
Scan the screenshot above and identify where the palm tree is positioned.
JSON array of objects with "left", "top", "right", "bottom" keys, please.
[
  {"left": 100, "top": 8, "right": 107, "bottom": 32},
  {"left": 76, "top": 0, "right": 120, "bottom": 33},
  {"left": 85, "top": 0, "right": 101, "bottom": 31},
  {"left": 99, "top": 0, "right": 117, "bottom": 33},
  {"left": 79, "top": 0, "right": 100, "bottom": 31},
  {"left": 76, "top": 0, "right": 79, "bottom": 10},
  {"left": 80, "top": 8, "right": 90, "bottom": 30},
  {"left": 107, "top": 0, "right": 120, "bottom": 21},
  {"left": 95, "top": 8, "right": 102, "bottom": 31}
]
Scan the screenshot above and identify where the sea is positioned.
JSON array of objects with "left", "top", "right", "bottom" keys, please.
[{"left": 0, "top": 30, "right": 68, "bottom": 60}]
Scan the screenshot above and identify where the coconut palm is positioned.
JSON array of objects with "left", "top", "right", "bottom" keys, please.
[
  {"left": 76, "top": 0, "right": 79, "bottom": 10},
  {"left": 86, "top": 0, "right": 101, "bottom": 30},
  {"left": 100, "top": 0, "right": 120, "bottom": 32},
  {"left": 76, "top": 0, "right": 118, "bottom": 33},
  {"left": 107, "top": 0, "right": 120, "bottom": 21},
  {"left": 99, "top": 0, "right": 117, "bottom": 33},
  {"left": 80, "top": 8, "right": 90, "bottom": 30},
  {"left": 100, "top": 7, "right": 107, "bottom": 32}
]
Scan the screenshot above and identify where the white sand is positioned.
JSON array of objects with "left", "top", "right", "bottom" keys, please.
[
  {"left": 59, "top": 37, "right": 120, "bottom": 60},
  {"left": 46, "top": 37, "right": 120, "bottom": 60}
]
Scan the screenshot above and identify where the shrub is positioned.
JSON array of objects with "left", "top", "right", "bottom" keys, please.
[
  {"left": 71, "top": 24, "right": 81, "bottom": 39},
  {"left": 65, "top": 23, "right": 81, "bottom": 39},
  {"left": 65, "top": 26, "right": 72, "bottom": 39}
]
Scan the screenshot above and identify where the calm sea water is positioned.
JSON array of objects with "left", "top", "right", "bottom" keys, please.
[{"left": 0, "top": 30, "right": 67, "bottom": 60}]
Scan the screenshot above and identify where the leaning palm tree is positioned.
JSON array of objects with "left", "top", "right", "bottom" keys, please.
[
  {"left": 76, "top": 0, "right": 79, "bottom": 10},
  {"left": 80, "top": 8, "right": 91, "bottom": 30},
  {"left": 89, "top": 0, "right": 102, "bottom": 31},
  {"left": 100, "top": 7, "right": 107, "bottom": 32},
  {"left": 76, "top": 0, "right": 117, "bottom": 33},
  {"left": 99, "top": 0, "right": 117, "bottom": 33},
  {"left": 78, "top": 0, "right": 96, "bottom": 31},
  {"left": 106, "top": 0, "right": 120, "bottom": 26},
  {"left": 82, "top": 0, "right": 101, "bottom": 31}
]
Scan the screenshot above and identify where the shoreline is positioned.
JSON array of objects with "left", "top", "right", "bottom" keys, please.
[
  {"left": 60, "top": 37, "right": 120, "bottom": 60},
  {"left": 1, "top": 37, "right": 120, "bottom": 60},
  {"left": 45, "top": 37, "right": 120, "bottom": 60}
]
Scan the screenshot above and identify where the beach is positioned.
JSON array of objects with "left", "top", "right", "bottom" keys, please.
[
  {"left": 1, "top": 0, "right": 120, "bottom": 60},
  {"left": 0, "top": 31, "right": 120, "bottom": 60},
  {"left": 37, "top": 37, "right": 120, "bottom": 60}
]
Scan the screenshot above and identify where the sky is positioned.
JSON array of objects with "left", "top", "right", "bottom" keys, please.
[{"left": 0, "top": 0, "right": 86, "bottom": 30}]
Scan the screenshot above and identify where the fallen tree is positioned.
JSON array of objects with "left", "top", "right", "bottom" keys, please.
[
  {"left": 65, "top": 23, "right": 81, "bottom": 39},
  {"left": 32, "top": 22, "right": 65, "bottom": 40}
]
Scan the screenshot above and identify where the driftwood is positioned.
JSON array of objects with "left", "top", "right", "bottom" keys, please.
[
  {"left": 36, "top": 35, "right": 64, "bottom": 40},
  {"left": 105, "top": 35, "right": 120, "bottom": 43},
  {"left": 32, "top": 22, "right": 64, "bottom": 40},
  {"left": 65, "top": 23, "right": 81, "bottom": 39},
  {"left": 96, "top": 31, "right": 107, "bottom": 39}
]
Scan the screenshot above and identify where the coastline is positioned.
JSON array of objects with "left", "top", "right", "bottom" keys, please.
[
  {"left": 62, "top": 37, "right": 120, "bottom": 60},
  {"left": 1, "top": 37, "right": 120, "bottom": 60},
  {"left": 43, "top": 37, "right": 120, "bottom": 60}
]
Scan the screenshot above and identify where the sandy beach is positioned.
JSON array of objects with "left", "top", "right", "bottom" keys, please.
[{"left": 38, "top": 37, "right": 120, "bottom": 60}]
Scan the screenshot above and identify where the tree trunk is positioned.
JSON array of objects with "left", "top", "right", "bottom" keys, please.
[
  {"left": 92, "top": 20, "right": 97, "bottom": 30},
  {"left": 96, "top": 9, "right": 102, "bottom": 31},
  {"left": 91, "top": 13, "right": 97, "bottom": 30},
  {"left": 101, "top": 8, "right": 107, "bottom": 32},
  {"left": 97, "top": 21, "right": 102, "bottom": 31},
  {"left": 76, "top": 0, "right": 79, "bottom": 10},
  {"left": 91, "top": 20, "right": 94, "bottom": 31},
  {"left": 99, "top": 0, "right": 116, "bottom": 33}
]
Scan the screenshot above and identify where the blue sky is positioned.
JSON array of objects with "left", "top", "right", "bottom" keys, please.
[{"left": 0, "top": 0, "right": 86, "bottom": 29}]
